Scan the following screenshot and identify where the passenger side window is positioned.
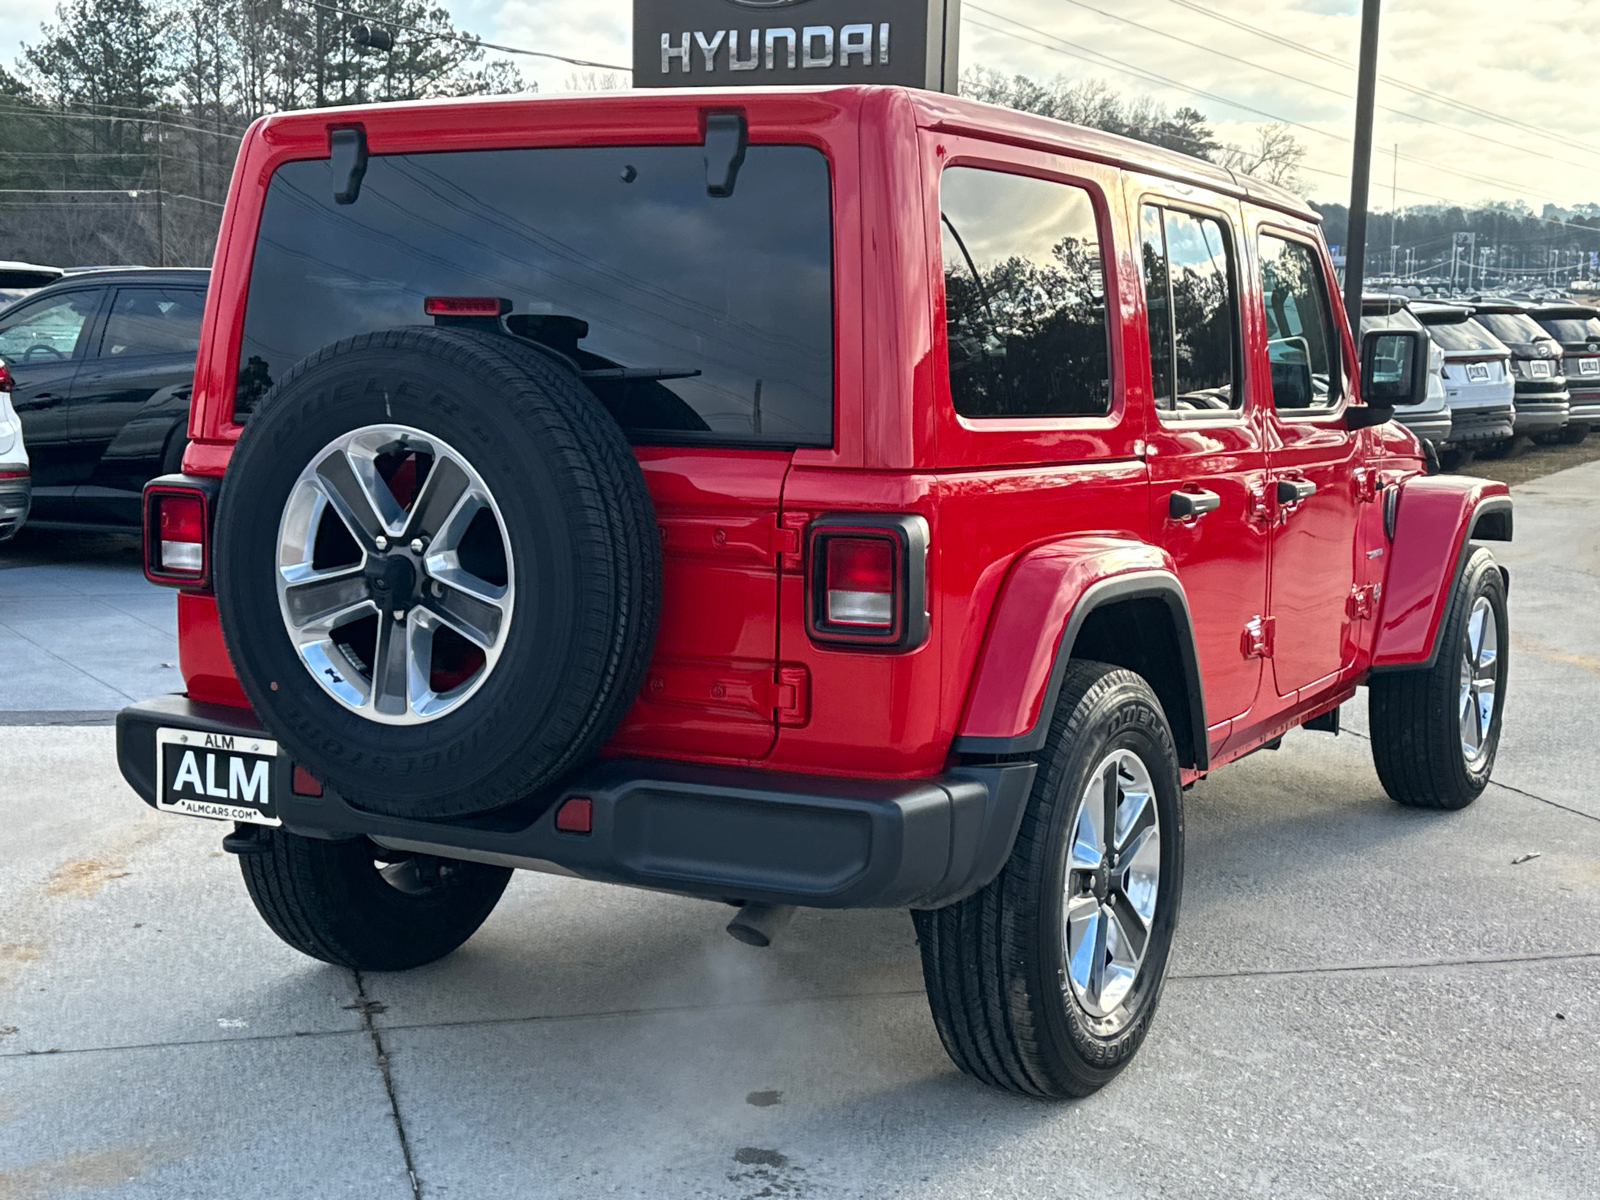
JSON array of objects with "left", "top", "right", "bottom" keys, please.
[
  {"left": 1258, "top": 235, "right": 1340, "bottom": 411},
  {"left": 101, "top": 288, "right": 205, "bottom": 358},
  {"left": 0, "top": 291, "right": 100, "bottom": 364},
  {"left": 940, "top": 167, "right": 1111, "bottom": 418},
  {"left": 1140, "top": 205, "right": 1239, "bottom": 415}
]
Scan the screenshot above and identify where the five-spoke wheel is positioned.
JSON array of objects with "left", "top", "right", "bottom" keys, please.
[{"left": 1459, "top": 596, "right": 1498, "bottom": 768}]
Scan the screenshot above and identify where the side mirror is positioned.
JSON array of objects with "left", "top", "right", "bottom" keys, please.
[{"left": 1353, "top": 328, "right": 1428, "bottom": 428}]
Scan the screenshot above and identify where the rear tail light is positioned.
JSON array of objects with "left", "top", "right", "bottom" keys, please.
[
  {"left": 0, "top": 362, "right": 13, "bottom": 392},
  {"left": 807, "top": 515, "right": 930, "bottom": 650},
  {"left": 144, "top": 481, "right": 217, "bottom": 588}
]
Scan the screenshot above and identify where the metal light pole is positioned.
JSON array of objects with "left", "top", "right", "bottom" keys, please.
[{"left": 1341, "top": 0, "right": 1382, "bottom": 337}]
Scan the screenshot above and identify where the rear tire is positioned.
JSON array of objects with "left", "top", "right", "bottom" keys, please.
[
  {"left": 240, "top": 829, "right": 512, "bottom": 970},
  {"left": 1368, "top": 548, "right": 1508, "bottom": 810},
  {"left": 1558, "top": 422, "right": 1590, "bottom": 445},
  {"left": 913, "top": 661, "right": 1184, "bottom": 1098}
]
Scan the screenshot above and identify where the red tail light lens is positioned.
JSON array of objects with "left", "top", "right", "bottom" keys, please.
[
  {"left": 424, "top": 296, "right": 510, "bottom": 317},
  {"left": 0, "top": 362, "right": 14, "bottom": 392},
  {"left": 825, "top": 537, "right": 895, "bottom": 627},
  {"left": 806, "top": 515, "right": 930, "bottom": 651},
  {"left": 144, "top": 484, "right": 215, "bottom": 587}
]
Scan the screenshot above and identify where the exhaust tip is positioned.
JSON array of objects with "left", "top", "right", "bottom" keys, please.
[{"left": 725, "top": 903, "right": 795, "bottom": 948}]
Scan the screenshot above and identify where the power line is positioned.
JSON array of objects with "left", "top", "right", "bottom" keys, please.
[
  {"left": 0, "top": 100, "right": 243, "bottom": 142},
  {"left": 1026, "top": 0, "right": 1593, "bottom": 175},
  {"left": 1156, "top": 0, "right": 1600, "bottom": 161},
  {"left": 302, "top": 1, "right": 631, "bottom": 73},
  {"left": 964, "top": 10, "right": 1592, "bottom": 214}
]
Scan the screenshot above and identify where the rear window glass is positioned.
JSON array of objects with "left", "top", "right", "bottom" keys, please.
[
  {"left": 1475, "top": 312, "right": 1548, "bottom": 346},
  {"left": 1360, "top": 307, "right": 1423, "bottom": 336},
  {"left": 1424, "top": 318, "right": 1503, "bottom": 354},
  {"left": 236, "top": 145, "right": 835, "bottom": 445},
  {"left": 1535, "top": 317, "right": 1596, "bottom": 344}
]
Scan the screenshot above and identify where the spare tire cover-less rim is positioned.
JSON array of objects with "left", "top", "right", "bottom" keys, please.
[
  {"left": 213, "top": 327, "right": 660, "bottom": 820},
  {"left": 275, "top": 423, "right": 515, "bottom": 725}
]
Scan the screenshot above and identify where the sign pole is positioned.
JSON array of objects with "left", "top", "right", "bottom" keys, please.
[{"left": 1342, "top": 0, "right": 1381, "bottom": 339}]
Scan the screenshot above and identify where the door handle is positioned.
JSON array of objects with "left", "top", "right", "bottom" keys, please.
[
  {"left": 1276, "top": 478, "right": 1317, "bottom": 506},
  {"left": 1169, "top": 488, "right": 1222, "bottom": 520}
]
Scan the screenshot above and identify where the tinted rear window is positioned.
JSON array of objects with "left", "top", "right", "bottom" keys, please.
[
  {"left": 1476, "top": 312, "right": 1547, "bottom": 346},
  {"left": 1536, "top": 317, "right": 1596, "bottom": 344},
  {"left": 1424, "top": 318, "right": 1503, "bottom": 354},
  {"left": 237, "top": 145, "right": 834, "bottom": 445}
]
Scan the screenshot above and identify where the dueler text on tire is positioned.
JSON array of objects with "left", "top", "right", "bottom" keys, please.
[
  {"left": 214, "top": 327, "right": 660, "bottom": 819},
  {"left": 913, "top": 661, "right": 1185, "bottom": 1098},
  {"left": 1369, "top": 546, "right": 1508, "bottom": 809},
  {"left": 239, "top": 830, "right": 512, "bottom": 970}
]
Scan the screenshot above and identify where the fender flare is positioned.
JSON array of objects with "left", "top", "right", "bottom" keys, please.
[
  {"left": 953, "top": 537, "right": 1209, "bottom": 769},
  {"left": 1370, "top": 475, "right": 1512, "bottom": 673}
]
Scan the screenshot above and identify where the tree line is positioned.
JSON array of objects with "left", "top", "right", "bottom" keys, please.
[{"left": 1, "top": 0, "right": 523, "bottom": 267}]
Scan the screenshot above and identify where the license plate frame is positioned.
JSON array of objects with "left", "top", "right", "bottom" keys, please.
[
  {"left": 1529, "top": 360, "right": 1553, "bottom": 379},
  {"left": 1466, "top": 362, "right": 1490, "bottom": 383},
  {"left": 156, "top": 728, "right": 282, "bottom": 826},
  {"left": 1580, "top": 358, "right": 1599, "bottom": 377}
]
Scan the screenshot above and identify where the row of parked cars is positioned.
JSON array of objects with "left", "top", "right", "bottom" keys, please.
[
  {"left": 1363, "top": 292, "right": 1600, "bottom": 466},
  {"left": 0, "top": 263, "right": 210, "bottom": 540}
]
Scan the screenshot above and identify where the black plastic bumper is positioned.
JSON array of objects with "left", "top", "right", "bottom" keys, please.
[
  {"left": 1444, "top": 407, "right": 1515, "bottom": 444},
  {"left": 117, "top": 695, "right": 1037, "bottom": 910}
]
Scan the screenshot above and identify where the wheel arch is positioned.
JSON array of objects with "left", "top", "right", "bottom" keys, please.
[
  {"left": 1371, "top": 475, "right": 1512, "bottom": 674},
  {"left": 953, "top": 538, "right": 1209, "bottom": 771}
]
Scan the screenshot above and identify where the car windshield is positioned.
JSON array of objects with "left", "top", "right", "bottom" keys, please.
[
  {"left": 1536, "top": 317, "right": 1596, "bottom": 344},
  {"left": 238, "top": 144, "right": 835, "bottom": 446},
  {"left": 1475, "top": 311, "right": 1548, "bottom": 346},
  {"left": 1425, "top": 318, "right": 1504, "bottom": 354}
]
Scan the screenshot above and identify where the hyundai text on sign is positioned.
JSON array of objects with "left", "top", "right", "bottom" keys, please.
[{"left": 632, "top": 0, "right": 961, "bottom": 92}]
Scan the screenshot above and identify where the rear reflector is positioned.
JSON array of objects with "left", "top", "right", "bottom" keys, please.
[
  {"left": 291, "top": 765, "right": 324, "bottom": 797},
  {"left": 825, "top": 537, "right": 895, "bottom": 627},
  {"left": 424, "top": 296, "right": 510, "bottom": 317},
  {"left": 555, "top": 797, "right": 593, "bottom": 834}
]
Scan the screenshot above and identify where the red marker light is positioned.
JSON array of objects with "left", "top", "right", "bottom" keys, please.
[
  {"left": 554, "top": 797, "right": 593, "bottom": 834},
  {"left": 423, "top": 296, "right": 510, "bottom": 318}
]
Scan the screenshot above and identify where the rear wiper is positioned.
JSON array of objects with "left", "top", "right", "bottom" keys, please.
[{"left": 579, "top": 367, "right": 702, "bottom": 382}]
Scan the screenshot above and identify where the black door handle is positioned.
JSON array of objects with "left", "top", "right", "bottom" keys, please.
[
  {"left": 1169, "top": 488, "right": 1222, "bottom": 520},
  {"left": 1277, "top": 478, "right": 1317, "bottom": 505}
]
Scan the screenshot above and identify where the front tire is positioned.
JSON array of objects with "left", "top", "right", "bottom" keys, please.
[
  {"left": 240, "top": 829, "right": 512, "bottom": 970},
  {"left": 1369, "top": 547, "right": 1508, "bottom": 809},
  {"left": 913, "top": 661, "right": 1184, "bottom": 1098}
]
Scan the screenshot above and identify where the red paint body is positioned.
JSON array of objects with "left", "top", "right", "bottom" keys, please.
[{"left": 170, "top": 86, "right": 1505, "bottom": 786}]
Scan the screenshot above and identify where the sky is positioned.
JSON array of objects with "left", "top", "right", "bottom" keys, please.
[{"left": 6, "top": 0, "right": 1600, "bottom": 212}]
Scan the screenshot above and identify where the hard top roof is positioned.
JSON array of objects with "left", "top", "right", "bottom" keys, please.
[
  {"left": 253, "top": 86, "right": 1320, "bottom": 225},
  {"left": 29, "top": 266, "right": 209, "bottom": 288}
]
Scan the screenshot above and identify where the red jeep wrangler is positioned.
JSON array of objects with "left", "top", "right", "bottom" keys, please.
[{"left": 116, "top": 87, "right": 1512, "bottom": 1098}]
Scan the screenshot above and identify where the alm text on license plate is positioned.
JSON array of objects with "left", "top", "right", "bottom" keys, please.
[{"left": 156, "top": 728, "right": 281, "bottom": 826}]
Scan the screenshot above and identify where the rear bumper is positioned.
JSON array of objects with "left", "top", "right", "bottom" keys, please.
[
  {"left": 1512, "top": 398, "right": 1569, "bottom": 435},
  {"left": 116, "top": 695, "right": 1037, "bottom": 910},
  {"left": 0, "top": 471, "right": 30, "bottom": 540},
  {"left": 1396, "top": 409, "right": 1452, "bottom": 444},
  {"left": 1564, "top": 389, "right": 1600, "bottom": 425},
  {"left": 1443, "top": 406, "right": 1514, "bottom": 445}
]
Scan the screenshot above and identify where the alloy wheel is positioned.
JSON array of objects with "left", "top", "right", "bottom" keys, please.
[{"left": 1459, "top": 596, "right": 1499, "bottom": 767}]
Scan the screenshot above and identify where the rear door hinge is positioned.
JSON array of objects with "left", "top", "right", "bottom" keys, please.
[
  {"left": 777, "top": 512, "right": 810, "bottom": 572},
  {"left": 773, "top": 664, "right": 810, "bottom": 726},
  {"left": 1353, "top": 467, "right": 1381, "bottom": 503},
  {"left": 1347, "top": 583, "right": 1381, "bottom": 620},
  {"left": 1242, "top": 615, "right": 1276, "bottom": 659}
]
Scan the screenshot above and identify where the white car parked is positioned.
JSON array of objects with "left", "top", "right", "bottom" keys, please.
[
  {"left": 1410, "top": 303, "right": 1516, "bottom": 459},
  {"left": 1360, "top": 295, "right": 1453, "bottom": 445},
  {"left": 0, "top": 358, "right": 30, "bottom": 541}
]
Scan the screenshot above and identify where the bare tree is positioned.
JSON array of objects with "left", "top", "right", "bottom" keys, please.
[{"left": 1215, "top": 123, "right": 1307, "bottom": 193}]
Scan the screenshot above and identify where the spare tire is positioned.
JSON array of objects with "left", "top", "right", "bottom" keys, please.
[{"left": 214, "top": 327, "right": 660, "bottom": 819}]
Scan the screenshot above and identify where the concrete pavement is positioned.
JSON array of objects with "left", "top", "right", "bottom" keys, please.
[{"left": 2, "top": 462, "right": 1598, "bottom": 1198}]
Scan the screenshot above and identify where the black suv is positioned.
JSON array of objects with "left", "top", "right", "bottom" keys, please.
[
  {"left": 1529, "top": 302, "right": 1600, "bottom": 443},
  {"left": 0, "top": 267, "right": 208, "bottom": 530},
  {"left": 1470, "top": 300, "right": 1571, "bottom": 442}
]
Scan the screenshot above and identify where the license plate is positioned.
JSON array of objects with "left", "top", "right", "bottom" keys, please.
[
  {"left": 1466, "top": 363, "right": 1490, "bottom": 382},
  {"left": 1581, "top": 358, "right": 1599, "bottom": 377},
  {"left": 1529, "top": 360, "right": 1553, "bottom": 378},
  {"left": 157, "top": 728, "right": 281, "bottom": 826}
]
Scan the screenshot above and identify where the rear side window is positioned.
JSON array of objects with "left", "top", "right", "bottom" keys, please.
[
  {"left": 939, "top": 167, "right": 1110, "bottom": 419},
  {"left": 101, "top": 288, "right": 205, "bottom": 357},
  {"left": 1258, "top": 234, "right": 1340, "bottom": 411},
  {"left": 1140, "top": 205, "right": 1239, "bottom": 415},
  {"left": 237, "top": 145, "right": 834, "bottom": 446}
]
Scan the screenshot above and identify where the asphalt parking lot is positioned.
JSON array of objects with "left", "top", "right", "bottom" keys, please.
[{"left": 2, "top": 464, "right": 1598, "bottom": 1200}]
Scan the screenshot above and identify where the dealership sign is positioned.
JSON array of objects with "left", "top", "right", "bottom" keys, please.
[{"left": 633, "top": 0, "right": 962, "bottom": 93}]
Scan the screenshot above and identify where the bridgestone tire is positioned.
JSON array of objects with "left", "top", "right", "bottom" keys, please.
[
  {"left": 913, "top": 661, "right": 1185, "bottom": 1098},
  {"left": 1369, "top": 547, "right": 1508, "bottom": 810},
  {"left": 214, "top": 327, "right": 660, "bottom": 819},
  {"left": 240, "top": 829, "right": 512, "bottom": 971}
]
